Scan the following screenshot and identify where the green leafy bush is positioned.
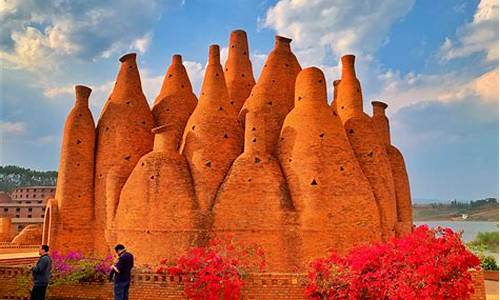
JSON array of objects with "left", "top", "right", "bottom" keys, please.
[
  {"left": 480, "top": 255, "right": 499, "bottom": 271},
  {"left": 468, "top": 231, "right": 499, "bottom": 253}
]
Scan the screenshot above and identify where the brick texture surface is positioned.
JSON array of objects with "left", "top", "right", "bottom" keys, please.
[
  {"left": 50, "top": 86, "right": 95, "bottom": 253},
  {"left": 224, "top": 30, "right": 256, "bottom": 114},
  {"left": 239, "top": 36, "right": 301, "bottom": 155},
  {"left": 0, "top": 218, "right": 13, "bottom": 242},
  {"left": 42, "top": 30, "right": 417, "bottom": 273},
  {"left": 180, "top": 45, "right": 243, "bottom": 213},
  {"left": 279, "top": 67, "right": 382, "bottom": 266},
  {"left": 333, "top": 56, "right": 398, "bottom": 241},
  {"left": 0, "top": 267, "right": 486, "bottom": 300},
  {"left": 93, "top": 53, "right": 154, "bottom": 256}
]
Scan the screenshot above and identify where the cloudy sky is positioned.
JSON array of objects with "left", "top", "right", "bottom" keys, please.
[{"left": 0, "top": 0, "right": 498, "bottom": 201}]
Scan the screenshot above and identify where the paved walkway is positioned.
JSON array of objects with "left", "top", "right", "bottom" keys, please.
[{"left": 486, "top": 280, "right": 499, "bottom": 300}]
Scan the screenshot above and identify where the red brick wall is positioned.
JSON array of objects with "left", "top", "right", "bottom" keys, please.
[{"left": 0, "top": 266, "right": 485, "bottom": 300}]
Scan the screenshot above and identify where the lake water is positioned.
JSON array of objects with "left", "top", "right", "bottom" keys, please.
[
  {"left": 414, "top": 221, "right": 499, "bottom": 242},
  {"left": 414, "top": 221, "right": 499, "bottom": 260}
]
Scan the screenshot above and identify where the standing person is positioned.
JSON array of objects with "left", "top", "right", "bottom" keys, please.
[
  {"left": 111, "top": 244, "right": 134, "bottom": 300},
  {"left": 31, "top": 244, "right": 52, "bottom": 300}
]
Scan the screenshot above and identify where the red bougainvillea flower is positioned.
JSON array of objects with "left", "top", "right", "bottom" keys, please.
[
  {"left": 156, "top": 236, "right": 265, "bottom": 300},
  {"left": 306, "top": 226, "right": 480, "bottom": 300}
]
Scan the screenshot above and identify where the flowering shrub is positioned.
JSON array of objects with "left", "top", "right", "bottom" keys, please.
[
  {"left": 16, "top": 251, "right": 113, "bottom": 296},
  {"left": 156, "top": 237, "right": 265, "bottom": 300},
  {"left": 306, "top": 226, "right": 481, "bottom": 300},
  {"left": 49, "top": 250, "right": 113, "bottom": 285},
  {"left": 467, "top": 238, "right": 499, "bottom": 271}
]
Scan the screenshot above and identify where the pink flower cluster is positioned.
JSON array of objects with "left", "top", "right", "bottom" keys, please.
[{"left": 50, "top": 250, "right": 113, "bottom": 282}]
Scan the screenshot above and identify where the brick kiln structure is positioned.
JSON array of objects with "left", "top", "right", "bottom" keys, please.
[{"left": 43, "top": 29, "right": 413, "bottom": 271}]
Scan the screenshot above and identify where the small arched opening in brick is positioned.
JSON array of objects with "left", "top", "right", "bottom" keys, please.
[{"left": 311, "top": 179, "right": 318, "bottom": 186}]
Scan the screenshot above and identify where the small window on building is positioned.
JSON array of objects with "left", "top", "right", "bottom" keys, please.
[
  {"left": 28, "top": 208, "right": 32, "bottom": 212},
  {"left": 25, "top": 194, "right": 28, "bottom": 198},
  {"left": 33, "top": 194, "right": 36, "bottom": 198},
  {"left": 28, "top": 215, "right": 32, "bottom": 218},
  {"left": 26, "top": 201, "right": 31, "bottom": 204},
  {"left": 16, "top": 215, "right": 19, "bottom": 218},
  {"left": 38, "top": 201, "right": 42, "bottom": 204},
  {"left": 16, "top": 208, "right": 20, "bottom": 212},
  {"left": 41, "top": 214, "right": 45, "bottom": 218},
  {"left": 3, "top": 208, "right": 7, "bottom": 212}
]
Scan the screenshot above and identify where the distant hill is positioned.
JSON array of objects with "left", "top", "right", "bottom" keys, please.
[
  {"left": 413, "top": 198, "right": 443, "bottom": 204},
  {"left": 0, "top": 165, "right": 57, "bottom": 192},
  {"left": 413, "top": 198, "right": 499, "bottom": 221}
]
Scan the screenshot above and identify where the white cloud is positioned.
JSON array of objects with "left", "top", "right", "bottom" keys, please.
[
  {"left": 263, "top": 0, "right": 415, "bottom": 58},
  {"left": 373, "top": 67, "right": 499, "bottom": 113},
  {"left": 0, "top": 0, "right": 179, "bottom": 70},
  {"left": 184, "top": 61, "right": 204, "bottom": 94},
  {"left": 262, "top": 0, "right": 414, "bottom": 100},
  {"left": 439, "top": 0, "right": 498, "bottom": 63},
  {"left": 262, "top": 0, "right": 498, "bottom": 115},
  {"left": 0, "top": 121, "right": 26, "bottom": 135},
  {"left": 132, "top": 32, "right": 153, "bottom": 54},
  {"left": 0, "top": 26, "right": 55, "bottom": 70}
]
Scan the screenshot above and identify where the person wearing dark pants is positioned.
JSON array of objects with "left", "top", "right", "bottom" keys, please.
[
  {"left": 111, "top": 244, "right": 134, "bottom": 300},
  {"left": 31, "top": 244, "right": 52, "bottom": 300}
]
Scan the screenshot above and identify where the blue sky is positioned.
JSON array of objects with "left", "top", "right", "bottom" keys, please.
[{"left": 0, "top": 0, "right": 498, "bottom": 201}]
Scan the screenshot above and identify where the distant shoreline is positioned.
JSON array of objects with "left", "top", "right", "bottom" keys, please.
[{"left": 413, "top": 202, "right": 498, "bottom": 222}]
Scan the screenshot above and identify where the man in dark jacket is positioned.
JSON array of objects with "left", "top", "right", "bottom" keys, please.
[
  {"left": 31, "top": 244, "right": 52, "bottom": 300},
  {"left": 111, "top": 244, "right": 134, "bottom": 300}
]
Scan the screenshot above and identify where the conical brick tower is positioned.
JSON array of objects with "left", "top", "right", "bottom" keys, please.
[
  {"left": 180, "top": 45, "right": 243, "bottom": 212},
  {"left": 152, "top": 54, "right": 197, "bottom": 149},
  {"left": 279, "top": 67, "right": 382, "bottom": 264},
  {"left": 50, "top": 85, "right": 95, "bottom": 253},
  {"left": 371, "top": 101, "right": 413, "bottom": 236},
  {"left": 94, "top": 53, "right": 154, "bottom": 255},
  {"left": 224, "top": 29, "right": 255, "bottom": 114},
  {"left": 333, "top": 55, "right": 398, "bottom": 240},
  {"left": 212, "top": 112, "right": 300, "bottom": 271},
  {"left": 334, "top": 55, "right": 363, "bottom": 123},
  {"left": 239, "top": 35, "right": 301, "bottom": 155},
  {"left": 112, "top": 124, "right": 198, "bottom": 265}
]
